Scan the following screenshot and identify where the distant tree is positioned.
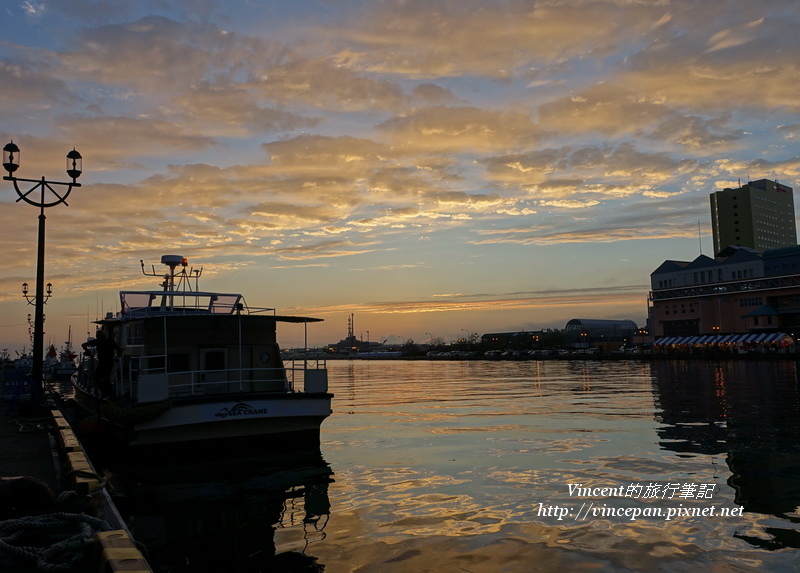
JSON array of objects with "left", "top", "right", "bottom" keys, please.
[{"left": 402, "top": 339, "right": 421, "bottom": 355}]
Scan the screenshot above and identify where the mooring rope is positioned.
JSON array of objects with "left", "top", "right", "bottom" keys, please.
[
  {"left": 0, "top": 468, "right": 113, "bottom": 572},
  {"left": 0, "top": 512, "right": 111, "bottom": 572}
]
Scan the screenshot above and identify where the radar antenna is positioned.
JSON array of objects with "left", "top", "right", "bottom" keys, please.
[{"left": 140, "top": 255, "right": 204, "bottom": 293}]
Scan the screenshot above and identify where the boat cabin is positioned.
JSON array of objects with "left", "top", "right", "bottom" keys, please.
[{"left": 87, "top": 256, "right": 325, "bottom": 403}]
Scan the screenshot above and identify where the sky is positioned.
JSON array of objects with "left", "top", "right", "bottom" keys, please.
[{"left": 1, "top": 0, "right": 799, "bottom": 352}]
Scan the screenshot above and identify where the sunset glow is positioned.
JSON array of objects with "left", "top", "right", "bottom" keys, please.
[{"left": 1, "top": 1, "right": 799, "bottom": 350}]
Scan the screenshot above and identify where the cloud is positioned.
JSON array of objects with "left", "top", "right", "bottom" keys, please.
[
  {"left": 538, "top": 84, "right": 673, "bottom": 138},
  {"left": 538, "top": 199, "right": 600, "bottom": 209},
  {"left": 377, "top": 106, "right": 543, "bottom": 152},
  {"left": 271, "top": 239, "right": 380, "bottom": 261},
  {"left": 246, "top": 56, "right": 410, "bottom": 112},
  {"left": 170, "top": 85, "right": 321, "bottom": 136},
  {"left": 330, "top": 0, "right": 664, "bottom": 79},
  {"left": 473, "top": 191, "right": 708, "bottom": 247},
  {"left": 1, "top": 1, "right": 799, "bottom": 347},
  {"left": 0, "top": 60, "right": 77, "bottom": 122},
  {"left": 63, "top": 16, "right": 227, "bottom": 89},
  {"left": 481, "top": 143, "right": 702, "bottom": 200},
  {"left": 707, "top": 17, "right": 765, "bottom": 53},
  {"left": 293, "top": 283, "right": 649, "bottom": 316},
  {"left": 56, "top": 115, "right": 216, "bottom": 160},
  {"left": 618, "top": 8, "right": 800, "bottom": 113},
  {"left": 538, "top": 84, "right": 745, "bottom": 149}
]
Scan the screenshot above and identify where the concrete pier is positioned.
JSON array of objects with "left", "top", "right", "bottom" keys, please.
[{"left": 1, "top": 396, "right": 152, "bottom": 572}]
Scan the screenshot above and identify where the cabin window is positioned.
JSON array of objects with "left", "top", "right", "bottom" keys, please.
[
  {"left": 204, "top": 349, "right": 226, "bottom": 371},
  {"left": 125, "top": 321, "right": 145, "bottom": 346}
]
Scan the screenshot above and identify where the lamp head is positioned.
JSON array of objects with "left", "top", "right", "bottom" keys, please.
[
  {"left": 66, "top": 148, "right": 82, "bottom": 181},
  {"left": 3, "top": 141, "right": 19, "bottom": 175}
]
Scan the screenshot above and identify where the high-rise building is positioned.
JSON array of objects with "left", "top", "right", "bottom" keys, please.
[{"left": 710, "top": 178, "right": 796, "bottom": 256}]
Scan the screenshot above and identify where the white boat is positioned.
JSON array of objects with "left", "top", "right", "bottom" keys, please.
[
  {"left": 48, "top": 327, "right": 79, "bottom": 380},
  {"left": 72, "top": 255, "right": 333, "bottom": 448}
]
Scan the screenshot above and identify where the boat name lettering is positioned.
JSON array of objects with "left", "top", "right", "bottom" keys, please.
[{"left": 215, "top": 402, "right": 268, "bottom": 418}]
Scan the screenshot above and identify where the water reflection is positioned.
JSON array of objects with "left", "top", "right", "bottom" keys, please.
[
  {"left": 106, "top": 448, "right": 333, "bottom": 572},
  {"left": 313, "top": 360, "right": 800, "bottom": 571},
  {"left": 651, "top": 360, "right": 800, "bottom": 549},
  {"left": 64, "top": 359, "right": 800, "bottom": 571}
]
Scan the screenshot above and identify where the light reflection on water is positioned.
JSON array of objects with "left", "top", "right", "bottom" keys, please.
[
  {"left": 99, "top": 359, "right": 800, "bottom": 571},
  {"left": 281, "top": 359, "right": 800, "bottom": 572}
]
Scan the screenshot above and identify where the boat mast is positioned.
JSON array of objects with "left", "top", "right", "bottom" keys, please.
[{"left": 140, "top": 255, "right": 203, "bottom": 310}]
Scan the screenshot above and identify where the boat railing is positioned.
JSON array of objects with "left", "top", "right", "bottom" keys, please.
[
  {"left": 119, "top": 290, "right": 277, "bottom": 317},
  {"left": 288, "top": 356, "right": 327, "bottom": 374},
  {"left": 165, "top": 367, "right": 292, "bottom": 397},
  {"left": 116, "top": 356, "right": 328, "bottom": 401},
  {"left": 287, "top": 357, "right": 328, "bottom": 393}
]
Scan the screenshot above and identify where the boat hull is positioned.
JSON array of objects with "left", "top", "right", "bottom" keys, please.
[
  {"left": 130, "top": 395, "right": 332, "bottom": 446},
  {"left": 71, "top": 380, "right": 332, "bottom": 447}
]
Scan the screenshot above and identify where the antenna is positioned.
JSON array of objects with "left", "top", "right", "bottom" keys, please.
[{"left": 698, "top": 219, "right": 703, "bottom": 255}]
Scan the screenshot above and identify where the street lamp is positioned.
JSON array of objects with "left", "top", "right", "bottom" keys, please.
[
  {"left": 22, "top": 281, "right": 52, "bottom": 304},
  {"left": 4, "top": 141, "right": 82, "bottom": 402}
]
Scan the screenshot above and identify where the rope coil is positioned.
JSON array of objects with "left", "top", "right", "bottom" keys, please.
[{"left": 0, "top": 512, "right": 111, "bottom": 572}]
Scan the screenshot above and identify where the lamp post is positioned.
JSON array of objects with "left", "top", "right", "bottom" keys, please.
[{"left": 3, "top": 141, "right": 82, "bottom": 402}]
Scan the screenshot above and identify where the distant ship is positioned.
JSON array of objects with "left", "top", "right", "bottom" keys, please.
[{"left": 327, "top": 313, "right": 399, "bottom": 356}]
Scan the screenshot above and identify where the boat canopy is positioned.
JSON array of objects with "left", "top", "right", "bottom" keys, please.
[
  {"left": 114, "top": 290, "right": 323, "bottom": 323},
  {"left": 120, "top": 290, "right": 248, "bottom": 316},
  {"left": 101, "top": 256, "right": 324, "bottom": 324}
]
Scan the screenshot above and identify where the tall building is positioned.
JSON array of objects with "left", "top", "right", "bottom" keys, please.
[{"left": 710, "top": 179, "right": 796, "bottom": 256}]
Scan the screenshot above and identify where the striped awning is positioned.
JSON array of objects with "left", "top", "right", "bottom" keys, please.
[{"left": 654, "top": 332, "right": 791, "bottom": 345}]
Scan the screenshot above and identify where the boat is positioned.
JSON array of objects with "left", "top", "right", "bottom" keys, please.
[
  {"left": 1, "top": 352, "right": 33, "bottom": 402},
  {"left": 71, "top": 255, "right": 333, "bottom": 448},
  {"left": 47, "top": 327, "right": 79, "bottom": 381}
]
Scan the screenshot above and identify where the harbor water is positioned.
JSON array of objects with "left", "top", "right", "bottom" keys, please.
[{"left": 106, "top": 359, "right": 800, "bottom": 572}]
